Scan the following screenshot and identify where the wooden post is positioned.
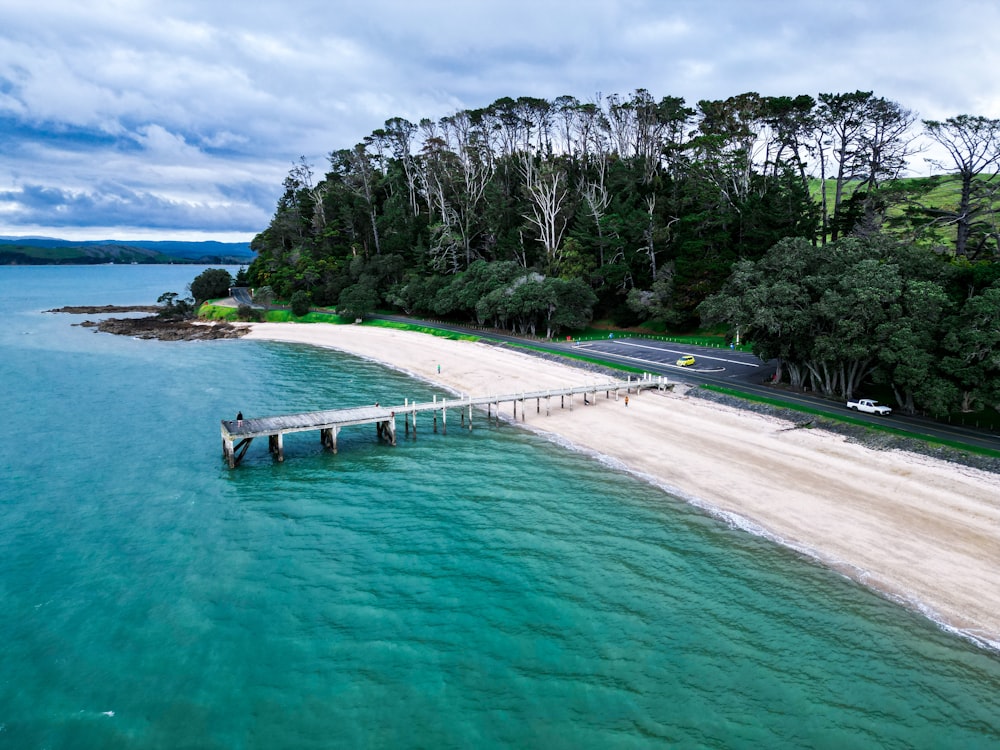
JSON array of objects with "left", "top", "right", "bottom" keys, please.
[
  {"left": 274, "top": 433, "right": 284, "bottom": 462},
  {"left": 231, "top": 438, "right": 253, "bottom": 467},
  {"left": 223, "top": 436, "right": 235, "bottom": 468},
  {"left": 468, "top": 399, "right": 473, "bottom": 430},
  {"left": 332, "top": 426, "right": 338, "bottom": 454}
]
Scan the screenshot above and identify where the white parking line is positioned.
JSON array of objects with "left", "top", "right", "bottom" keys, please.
[
  {"left": 612, "top": 339, "right": 760, "bottom": 367},
  {"left": 573, "top": 348, "right": 720, "bottom": 372}
]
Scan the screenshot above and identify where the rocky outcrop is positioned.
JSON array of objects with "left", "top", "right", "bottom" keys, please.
[
  {"left": 47, "top": 304, "right": 248, "bottom": 340},
  {"left": 46, "top": 304, "right": 161, "bottom": 314},
  {"left": 78, "top": 316, "right": 249, "bottom": 340}
]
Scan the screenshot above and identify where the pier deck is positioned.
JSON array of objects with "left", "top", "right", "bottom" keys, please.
[{"left": 221, "top": 374, "right": 667, "bottom": 467}]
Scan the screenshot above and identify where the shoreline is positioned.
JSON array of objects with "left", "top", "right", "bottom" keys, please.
[{"left": 242, "top": 322, "right": 1000, "bottom": 651}]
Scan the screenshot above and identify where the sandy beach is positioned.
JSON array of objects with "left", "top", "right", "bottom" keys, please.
[{"left": 244, "top": 322, "right": 1000, "bottom": 649}]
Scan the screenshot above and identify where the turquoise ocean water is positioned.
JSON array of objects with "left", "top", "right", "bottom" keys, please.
[{"left": 1, "top": 265, "right": 998, "bottom": 749}]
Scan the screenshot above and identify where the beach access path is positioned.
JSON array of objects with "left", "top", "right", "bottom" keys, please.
[{"left": 243, "top": 322, "right": 1000, "bottom": 649}]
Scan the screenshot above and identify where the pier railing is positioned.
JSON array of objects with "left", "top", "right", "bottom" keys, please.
[{"left": 221, "top": 374, "right": 668, "bottom": 468}]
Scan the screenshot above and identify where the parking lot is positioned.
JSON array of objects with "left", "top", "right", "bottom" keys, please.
[{"left": 567, "top": 338, "right": 770, "bottom": 382}]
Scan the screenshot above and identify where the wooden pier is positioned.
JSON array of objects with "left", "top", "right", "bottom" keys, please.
[{"left": 221, "top": 374, "right": 668, "bottom": 468}]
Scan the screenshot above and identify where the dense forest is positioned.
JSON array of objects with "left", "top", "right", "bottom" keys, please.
[{"left": 246, "top": 89, "right": 1000, "bottom": 416}]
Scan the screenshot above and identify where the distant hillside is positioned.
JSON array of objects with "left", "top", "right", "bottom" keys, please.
[{"left": 0, "top": 237, "right": 254, "bottom": 265}]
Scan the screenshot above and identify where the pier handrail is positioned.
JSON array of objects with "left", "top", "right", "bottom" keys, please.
[{"left": 220, "top": 374, "right": 667, "bottom": 467}]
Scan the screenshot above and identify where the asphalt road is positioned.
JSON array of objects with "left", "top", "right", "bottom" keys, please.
[
  {"left": 230, "top": 287, "right": 255, "bottom": 306},
  {"left": 376, "top": 315, "right": 1000, "bottom": 455},
  {"left": 567, "top": 337, "right": 771, "bottom": 383}
]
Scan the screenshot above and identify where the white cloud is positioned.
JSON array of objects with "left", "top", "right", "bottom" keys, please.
[
  {"left": 1, "top": 0, "right": 1000, "bottom": 240},
  {"left": 622, "top": 17, "right": 691, "bottom": 46}
]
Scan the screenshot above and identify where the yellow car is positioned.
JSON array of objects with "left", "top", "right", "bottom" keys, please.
[{"left": 676, "top": 354, "right": 696, "bottom": 367}]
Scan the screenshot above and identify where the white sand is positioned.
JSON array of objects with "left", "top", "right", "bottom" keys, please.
[{"left": 244, "top": 322, "right": 1000, "bottom": 648}]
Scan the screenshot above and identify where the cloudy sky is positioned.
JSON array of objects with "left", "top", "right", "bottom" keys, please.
[{"left": 2, "top": 0, "right": 998, "bottom": 242}]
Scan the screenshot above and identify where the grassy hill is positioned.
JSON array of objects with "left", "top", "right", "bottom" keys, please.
[
  {"left": 807, "top": 174, "right": 980, "bottom": 205},
  {"left": 806, "top": 173, "right": 998, "bottom": 250}
]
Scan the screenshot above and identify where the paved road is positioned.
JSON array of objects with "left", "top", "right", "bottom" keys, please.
[
  {"left": 559, "top": 337, "right": 1000, "bottom": 453},
  {"left": 375, "top": 315, "right": 1000, "bottom": 454},
  {"left": 568, "top": 338, "right": 770, "bottom": 383},
  {"left": 230, "top": 287, "right": 256, "bottom": 306}
]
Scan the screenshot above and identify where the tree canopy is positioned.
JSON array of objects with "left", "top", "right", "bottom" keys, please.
[
  {"left": 698, "top": 236, "right": 1000, "bottom": 415},
  {"left": 189, "top": 268, "right": 234, "bottom": 304},
  {"left": 245, "top": 87, "right": 1000, "bottom": 418}
]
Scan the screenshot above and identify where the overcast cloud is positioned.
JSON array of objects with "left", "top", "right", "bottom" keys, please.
[{"left": 1, "top": 0, "right": 998, "bottom": 241}]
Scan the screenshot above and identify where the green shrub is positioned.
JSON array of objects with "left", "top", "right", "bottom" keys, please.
[
  {"left": 237, "top": 304, "right": 261, "bottom": 321},
  {"left": 290, "top": 290, "right": 312, "bottom": 317},
  {"left": 189, "top": 268, "right": 234, "bottom": 304}
]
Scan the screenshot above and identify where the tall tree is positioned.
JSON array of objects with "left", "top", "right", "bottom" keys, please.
[
  {"left": 382, "top": 117, "right": 420, "bottom": 216},
  {"left": 814, "top": 92, "right": 917, "bottom": 242},
  {"left": 693, "top": 92, "right": 770, "bottom": 207},
  {"left": 329, "top": 144, "right": 383, "bottom": 255},
  {"left": 816, "top": 91, "right": 874, "bottom": 243},
  {"left": 522, "top": 160, "right": 571, "bottom": 271},
  {"left": 700, "top": 236, "right": 912, "bottom": 400},
  {"left": 940, "top": 280, "right": 1000, "bottom": 411},
  {"left": 922, "top": 115, "right": 1000, "bottom": 257},
  {"left": 875, "top": 277, "right": 953, "bottom": 414}
]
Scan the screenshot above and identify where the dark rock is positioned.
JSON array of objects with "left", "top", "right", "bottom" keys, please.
[
  {"left": 46, "top": 304, "right": 161, "bottom": 314},
  {"left": 82, "top": 316, "right": 249, "bottom": 341}
]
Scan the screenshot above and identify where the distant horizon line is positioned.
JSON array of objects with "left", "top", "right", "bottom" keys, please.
[{"left": 0, "top": 232, "right": 256, "bottom": 245}]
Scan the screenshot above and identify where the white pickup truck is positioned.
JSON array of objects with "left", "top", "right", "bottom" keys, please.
[{"left": 846, "top": 398, "right": 892, "bottom": 415}]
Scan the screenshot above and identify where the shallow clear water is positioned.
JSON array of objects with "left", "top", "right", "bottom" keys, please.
[{"left": 1, "top": 265, "right": 999, "bottom": 749}]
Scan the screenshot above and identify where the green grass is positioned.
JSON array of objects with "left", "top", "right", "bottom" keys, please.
[
  {"left": 363, "top": 319, "right": 480, "bottom": 341},
  {"left": 805, "top": 174, "right": 969, "bottom": 208},
  {"left": 198, "top": 304, "right": 236, "bottom": 320},
  {"left": 701, "top": 384, "right": 1000, "bottom": 459},
  {"left": 198, "top": 304, "right": 351, "bottom": 324},
  {"left": 266, "top": 310, "right": 352, "bottom": 323},
  {"left": 806, "top": 173, "right": 1000, "bottom": 249},
  {"left": 508, "top": 342, "right": 649, "bottom": 374}
]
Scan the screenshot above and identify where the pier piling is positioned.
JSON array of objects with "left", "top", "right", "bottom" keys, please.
[{"left": 219, "top": 376, "right": 665, "bottom": 467}]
